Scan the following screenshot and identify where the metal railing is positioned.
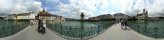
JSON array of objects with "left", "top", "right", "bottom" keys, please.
[
  {"left": 128, "top": 22, "right": 164, "bottom": 39},
  {"left": 46, "top": 21, "right": 114, "bottom": 39},
  {"left": 0, "top": 20, "right": 30, "bottom": 38}
]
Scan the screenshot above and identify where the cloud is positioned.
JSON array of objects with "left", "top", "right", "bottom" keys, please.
[
  {"left": 0, "top": 0, "right": 42, "bottom": 15},
  {"left": 2, "top": 0, "right": 163, "bottom": 18},
  {"left": 148, "top": 0, "right": 164, "bottom": 17},
  {"left": 124, "top": 0, "right": 164, "bottom": 17},
  {"left": 43, "top": 0, "right": 99, "bottom": 19}
]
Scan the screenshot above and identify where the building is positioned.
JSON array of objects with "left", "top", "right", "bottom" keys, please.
[
  {"left": 4, "top": 12, "right": 36, "bottom": 20},
  {"left": 136, "top": 9, "right": 148, "bottom": 20},
  {"left": 88, "top": 17, "right": 99, "bottom": 20},
  {"left": 97, "top": 14, "right": 112, "bottom": 20},
  {"left": 112, "top": 13, "right": 129, "bottom": 20},
  {"left": 36, "top": 9, "right": 65, "bottom": 21},
  {"left": 4, "top": 9, "right": 65, "bottom": 21}
]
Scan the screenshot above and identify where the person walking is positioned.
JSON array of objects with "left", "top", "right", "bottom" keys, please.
[
  {"left": 42, "top": 19, "right": 46, "bottom": 34},
  {"left": 30, "top": 20, "right": 33, "bottom": 26},
  {"left": 38, "top": 19, "right": 43, "bottom": 33},
  {"left": 115, "top": 19, "right": 117, "bottom": 25},
  {"left": 124, "top": 19, "right": 127, "bottom": 29},
  {"left": 124, "top": 19, "right": 130, "bottom": 30},
  {"left": 120, "top": 19, "right": 124, "bottom": 30},
  {"left": 37, "top": 18, "right": 46, "bottom": 34}
]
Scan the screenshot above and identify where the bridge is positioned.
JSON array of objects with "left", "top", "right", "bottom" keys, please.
[{"left": 0, "top": 21, "right": 164, "bottom": 40}]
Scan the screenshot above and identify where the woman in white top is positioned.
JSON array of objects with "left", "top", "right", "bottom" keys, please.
[{"left": 43, "top": 20, "right": 46, "bottom": 28}]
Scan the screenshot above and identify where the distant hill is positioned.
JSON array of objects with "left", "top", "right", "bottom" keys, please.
[
  {"left": 65, "top": 18, "right": 79, "bottom": 21},
  {"left": 0, "top": 14, "right": 8, "bottom": 17}
]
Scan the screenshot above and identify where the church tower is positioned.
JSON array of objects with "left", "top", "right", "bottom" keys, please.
[
  {"left": 80, "top": 12, "right": 84, "bottom": 21},
  {"left": 143, "top": 9, "right": 148, "bottom": 20}
]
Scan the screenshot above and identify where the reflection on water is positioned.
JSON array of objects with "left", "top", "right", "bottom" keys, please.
[
  {"left": 0, "top": 20, "right": 30, "bottom": 38},
  {"left": 128, "top": 21, "right": 164, "bottom": 38},
  {"left": 46, "top": 21, "right": 114, "bottom": 39}
]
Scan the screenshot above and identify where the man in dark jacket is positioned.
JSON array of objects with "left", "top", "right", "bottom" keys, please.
[
  {"left": 124, "top": 19, "right": 128, "bottom": 29},
  {"left": 38, "top": 19, "right": 43, "bottom": 33}
]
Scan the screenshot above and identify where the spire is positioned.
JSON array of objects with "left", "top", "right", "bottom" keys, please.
[
  {"left": 80, "top": 12, "right": 84, "bottom": 20},
  {"left": 143, "top": 9, "right": 145, "bottom": 12},
  {"left": 81, "top": 12, "right": 84, "bottom": 17},
  {"left": 43, "top": 8, "right": 46, "bottom": 12}
]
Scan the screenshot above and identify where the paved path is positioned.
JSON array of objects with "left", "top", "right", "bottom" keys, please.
[
  {"left": 90, "top": 23, "right": 163, "bottom": 40},
  {"left": 0, "top": 21, "right": 66, "bottom": 40}
]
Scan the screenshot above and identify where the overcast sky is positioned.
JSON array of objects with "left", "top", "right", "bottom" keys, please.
[{"left": 0, "top": 0, "right": 164, "bottom": 19}]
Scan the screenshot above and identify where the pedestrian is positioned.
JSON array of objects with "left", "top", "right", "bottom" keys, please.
[
  {"left": 38, "top": 19, "right": 42, "bottom": 33},
  {"left": 42, "top": 19, "right": 46, "bottom": 34},
  {"left": 115, "top": 19, "right": 119, "bottom": 25},
  {"left": 30, "top": 20, "right": 33, "bottom": 26},
  {"left": 115, "top": 20, "right": 117, "bottom": 25},
  {"left": 120, "top": 19, "right": 124, "bottom": 30},
  {"left": 124, "top": 19, "right": 127, "bottom": 26},
  {"left": 124, "top": 19, "right": 130, "bottom": 30}
]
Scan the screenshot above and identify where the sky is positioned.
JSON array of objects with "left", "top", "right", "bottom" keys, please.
[{"left": 0, "top": 0, "right": 164, "bottom": 19}]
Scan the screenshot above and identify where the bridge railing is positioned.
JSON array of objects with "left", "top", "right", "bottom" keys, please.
[
  {"left": 46, "top": 21, "right": 114, "bottom": 39},
  {"left": 128, "top": 22, "right": 164, "bottom": 38},
  {"left": 0, "top": 20, "right": 30, "bottom": 38}
]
